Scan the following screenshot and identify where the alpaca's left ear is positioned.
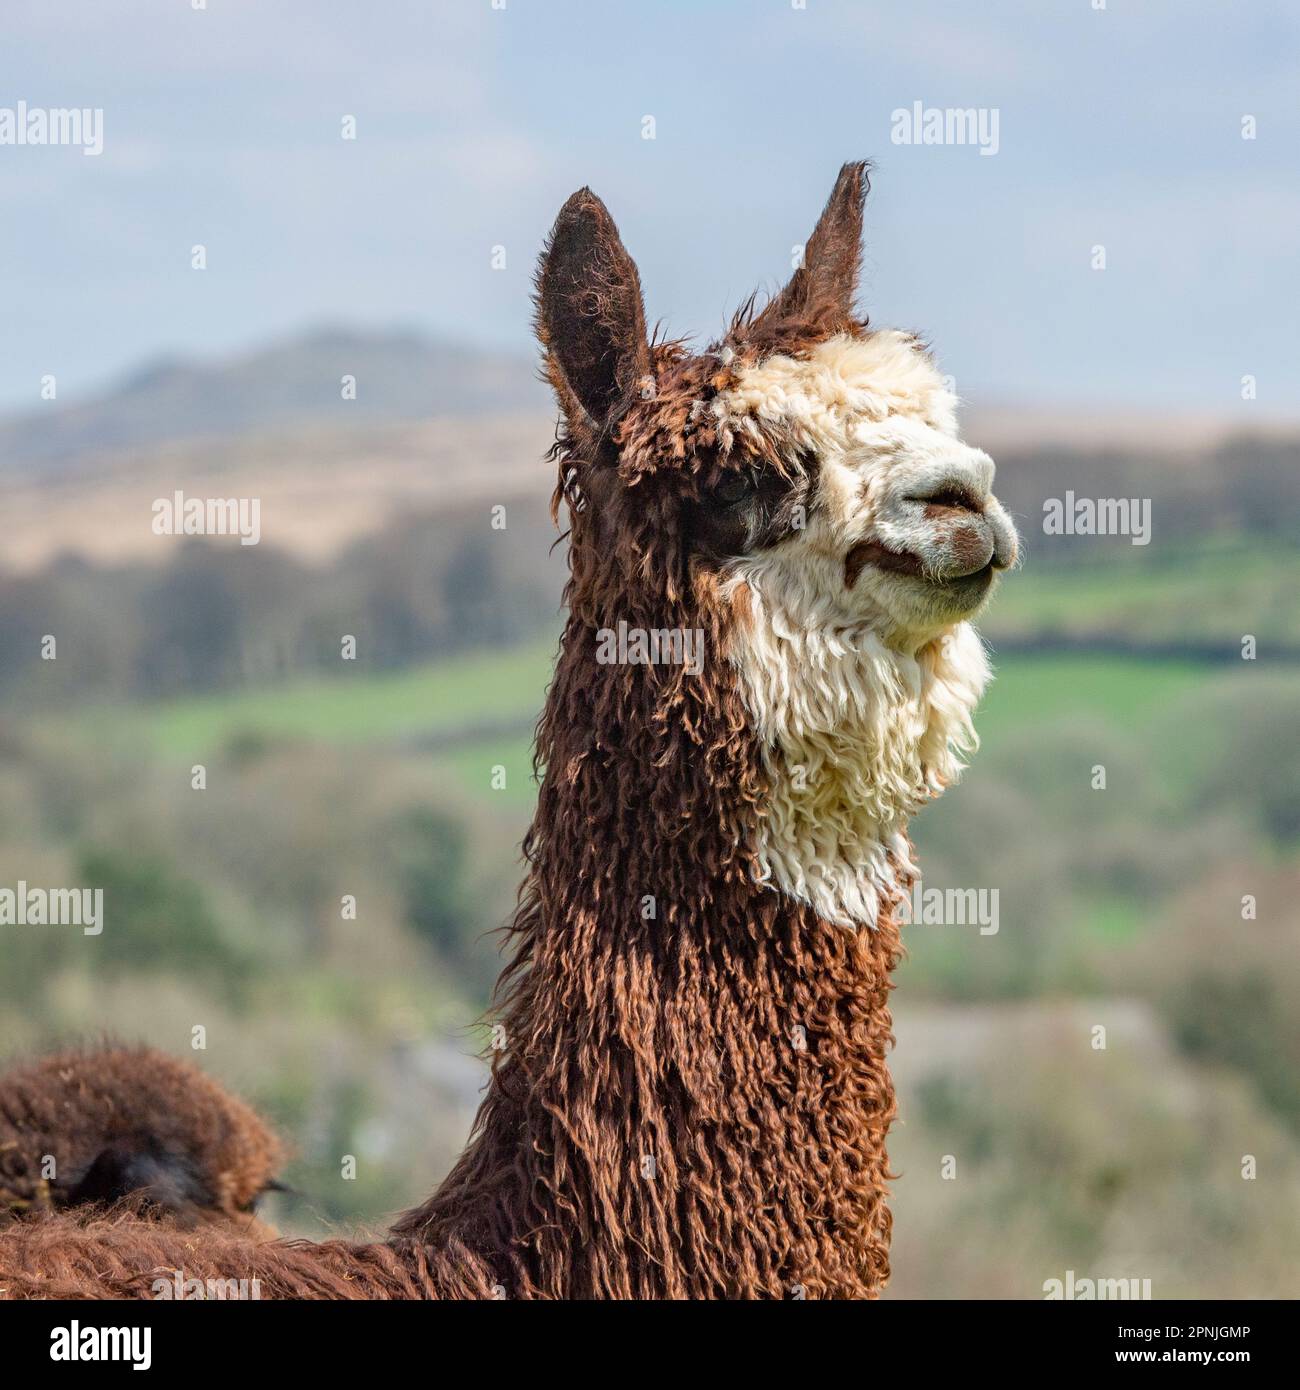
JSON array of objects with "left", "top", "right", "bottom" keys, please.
[{"left": 749, "top": 160, "right": 869, "bottom": 336}]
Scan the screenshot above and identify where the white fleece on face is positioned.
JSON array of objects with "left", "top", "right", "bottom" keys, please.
[
  {"left": 716, "top": 330, "right": 995, "bottom": 928},
  {"left": 713, "top": 329, "right": 960, "bottom": 448},
  {"left": 725, "top": 586, "right": 990, "bottom": 928}
]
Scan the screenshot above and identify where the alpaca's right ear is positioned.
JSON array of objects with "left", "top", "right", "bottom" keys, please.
[{"left": 535, "top": 188, "right": 650, "bottom": 449}]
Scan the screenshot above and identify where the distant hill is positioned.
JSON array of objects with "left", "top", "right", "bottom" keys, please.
[
  {"left": 0, "top": 326, "right": 549, "bottom": 474},
  {"left": 5, "top": 322, "right": 1295, "bottom": 478},
  {"left": 0, "top": 414, "right": 554, "bottom": 571}
]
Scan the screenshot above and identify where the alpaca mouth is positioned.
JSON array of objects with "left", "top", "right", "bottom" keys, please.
[{"left": 844, "top": 540, "right": 996, "bottom": 591}]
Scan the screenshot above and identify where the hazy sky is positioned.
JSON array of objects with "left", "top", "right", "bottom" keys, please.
[{"left": 4, "top": 0, "right": 1298, "bottom": 415}]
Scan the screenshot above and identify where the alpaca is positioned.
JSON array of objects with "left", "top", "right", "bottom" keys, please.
[
  {"left": 0, "top": 162, "right": 1015, "bottom": 1299},
  {"left": 0, "top": 1045, "right": 284, "bottom": 1237}
]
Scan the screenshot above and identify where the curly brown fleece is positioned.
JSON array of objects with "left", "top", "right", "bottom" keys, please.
[
  {"left": 0, "top": 1045, "right": 283, "bottom": 1236},
  {"left": 0, "top": 163, "right": 916, "bottom": 1299}
]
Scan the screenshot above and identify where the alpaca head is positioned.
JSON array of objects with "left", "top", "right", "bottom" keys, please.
[{"left": 535, "top": 162, "right": 1017, "bottom": 929}]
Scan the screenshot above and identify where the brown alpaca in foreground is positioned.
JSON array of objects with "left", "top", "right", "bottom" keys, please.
[
  {"left": 0, "top": 1046, "right": 283, "bottom": 1238},
  {"left": 0, "top": 162, "right": 1016, "bottom": 1299}
]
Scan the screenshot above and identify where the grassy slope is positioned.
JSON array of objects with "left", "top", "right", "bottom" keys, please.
[
  {"left": 36, "top": 533, "right": 1299, "bottom": 780},
  {"left": 976, "top": 651, "right": 1207, "bottom": 744},
  {"left": 984, "top": 540, "right": 1300, "bottom": 643},
  {"left": 48, "top": 532, "right": 1294, "bottom": 811},
  {"left": 64, "top": 640, "right": 557, "bottom": 756},
  {"left": 47, "top": 640, "right": 1231, "bottom": 811}
]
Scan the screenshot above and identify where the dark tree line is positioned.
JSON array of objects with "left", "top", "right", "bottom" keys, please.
[
  {"left": 0, "top": 498, "right": 565, "bottom": 704},
  {"left": 1, "top": 434, "right": 1296, "bottom": 704}
]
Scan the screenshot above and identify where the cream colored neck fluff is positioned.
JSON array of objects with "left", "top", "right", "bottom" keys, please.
[{"left": 717, "top": 331, "right": 993, "bottom": 929}]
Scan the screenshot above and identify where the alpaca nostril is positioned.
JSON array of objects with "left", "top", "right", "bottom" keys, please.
[{"left": 911, "top": 483, "right": 985, "bottom": 516}]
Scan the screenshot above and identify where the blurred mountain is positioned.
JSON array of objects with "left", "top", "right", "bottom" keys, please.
[
  {"left": 6, "top": 322, "right": 1295, "bottom": 479},
  {"left": 0, "top": 325, "right": 548, "bottom": 474}
]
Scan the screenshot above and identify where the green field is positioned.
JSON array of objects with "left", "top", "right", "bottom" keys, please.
[
  {"left": 44, "top": 637, "right": 1255, "bottom": 809},
  {"left": 34, "top": 533, "right": 1299, "bottom": 793},
  {"left": 976, "top": 651, "right": 1211, "bottom": 745},
  {"left": 59, "top": 643, "right": 1212, "bottom": 757},
  {"left": 58, "top": 640, "right": 557, "bottom": 758},
  {"left": 984, "top": 539, "right": 1300, "bottom": 644}
]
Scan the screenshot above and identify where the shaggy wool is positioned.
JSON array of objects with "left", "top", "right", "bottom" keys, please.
[{"left": 0, "top": 1045, "right": 283, "bottom": 1238}]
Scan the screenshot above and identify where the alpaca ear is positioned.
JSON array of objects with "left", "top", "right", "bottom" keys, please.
[
  {"left": 749, "top": 160, "right": 869, "bottom": 335},
  {"left": 535, "top": 188, "right": 651, "bottom": 449}
]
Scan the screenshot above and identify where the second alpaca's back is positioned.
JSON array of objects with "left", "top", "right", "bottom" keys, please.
[{"left": 0, "top": 1045, "right": 284, "bottom": 1235}]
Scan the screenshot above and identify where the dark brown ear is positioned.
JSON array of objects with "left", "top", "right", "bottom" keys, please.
[
  {"left": 748, "top": 160, "right": 869, "bottom": 338},
  {"left": 535, "top": 188, "right": 651, "bottom": 450}
]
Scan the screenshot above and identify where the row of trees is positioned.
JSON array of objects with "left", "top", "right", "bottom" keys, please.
[
  {"left": 2, "top": 432, "right": 1296, "bottom": 703},
  {"left": 993, "top": 433, "right": 1300, "bottom": 563},
  {"left": 0, "top": 498, "right": 565, "bottom": 704}
]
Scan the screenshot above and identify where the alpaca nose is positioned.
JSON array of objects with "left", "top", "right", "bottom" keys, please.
[{"left": 900, "top": 471, "right": 1018, "bottom": 577}]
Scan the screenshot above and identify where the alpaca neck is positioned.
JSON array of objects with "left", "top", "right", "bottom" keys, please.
[
  {"left": 403, "top": 881, "right": 901, "bottom": 1298},
  {"left": 398, "top": 610, "right": 904, "bottom": 1297}
]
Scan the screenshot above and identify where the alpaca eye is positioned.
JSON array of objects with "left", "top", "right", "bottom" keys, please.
[{"left": 713, "top": 473, "right": 753, "bottom": 507}]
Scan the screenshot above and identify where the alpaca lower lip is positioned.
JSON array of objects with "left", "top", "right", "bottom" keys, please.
[{"left": 941, "top": 561, "right": 996, "bottom": 587}]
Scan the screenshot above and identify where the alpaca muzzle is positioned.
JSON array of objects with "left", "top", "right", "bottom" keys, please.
[{"left": 845, "top": 481, "right": 1018, "bottom": 590}]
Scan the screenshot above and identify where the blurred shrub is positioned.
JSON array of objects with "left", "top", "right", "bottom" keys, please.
[
  {"left": 390, "top": 805, "right": 471, "bottom": 959},
  {"left": 0, "top": 498, "right": 564, "bottom": 706},
  {"left": 1167, "top": 679, "right": 1300, "bottom": 845},
  {"left": 75, "top": 845, "right": 249, "bottom": 984},
  {"left": 889, "top": 999, "right": 1300, "bottom": 1298},
  {"left": 1115, "top": 862, "right": 1300, "bottom": 1138}
]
